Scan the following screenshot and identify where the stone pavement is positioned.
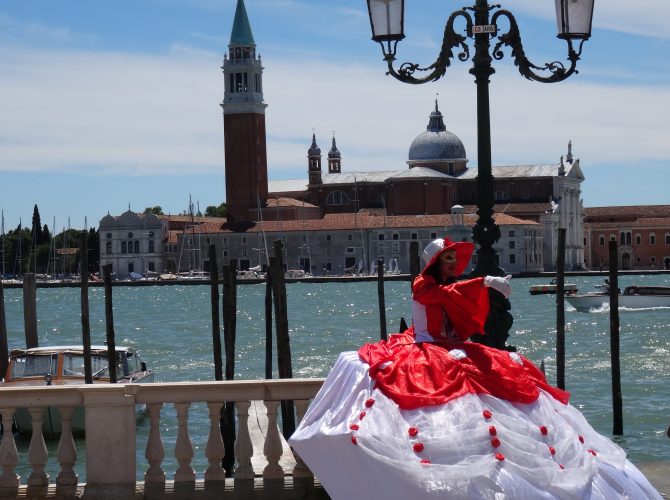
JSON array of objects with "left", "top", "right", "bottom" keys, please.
[{"left": 637, "top": 463, "right": 670, "bottom": 498}]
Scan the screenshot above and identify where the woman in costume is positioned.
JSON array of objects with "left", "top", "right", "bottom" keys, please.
[{"left": 289, "top": 237, "right": 661, "bottom": 499}]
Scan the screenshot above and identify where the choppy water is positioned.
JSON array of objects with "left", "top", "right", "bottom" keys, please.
[{"left": 2, "top": 274, "right": 669, "bottom": 481}]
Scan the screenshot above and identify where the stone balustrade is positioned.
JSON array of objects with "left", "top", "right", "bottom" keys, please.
[{"left": 0, "top": 378, "right": 325, "bottom": 499}]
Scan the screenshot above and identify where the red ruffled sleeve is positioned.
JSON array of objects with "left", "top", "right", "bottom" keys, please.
[{"left": 413, "top": 275, "right": 490, "bottom": 340}]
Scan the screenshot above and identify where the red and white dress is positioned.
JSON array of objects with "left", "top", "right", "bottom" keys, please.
[{"left": 289, "top": 241, "right": 661, "bottom": 499}]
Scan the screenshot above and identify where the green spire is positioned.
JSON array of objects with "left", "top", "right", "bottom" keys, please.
[{"left": 229, "top": 0, "right": 255, "bottom": 46}]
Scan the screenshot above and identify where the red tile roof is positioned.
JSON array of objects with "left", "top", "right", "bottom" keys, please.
[{"left": 166, "top": 212, "right": 537, "bottom": 237}]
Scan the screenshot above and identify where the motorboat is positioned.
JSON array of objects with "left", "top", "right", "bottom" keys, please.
[
  {"left": 1, "top": 345, "right": 154, "bottom": 438},
  {"left": 565, "top": 285, "right": 670, "bottom": 313},
  {"left": 529, "top": 279, "right": 578, "bottom": 295}
]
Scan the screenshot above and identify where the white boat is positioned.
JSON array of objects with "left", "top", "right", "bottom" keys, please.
[
  {"left": 565, "top": 285, "right": 670, "bottom": 312},
  {"left": 1, "top": 345, "right": 154, "bottom": 438}
]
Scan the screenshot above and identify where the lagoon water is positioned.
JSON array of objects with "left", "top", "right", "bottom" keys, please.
[{"left": 2, "top": 274, "right": 669, "bottom": 480}]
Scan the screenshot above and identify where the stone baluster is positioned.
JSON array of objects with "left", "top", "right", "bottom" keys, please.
[
  {"left": 204, "top": 402, "right": 226, "bottom": 482},
  {"left": 262, "top": 400, "right": 284, "bottom": 480},
  {"left": 234, "top": 400, "right": 254, "bottom": 480},
  {"left": 144, "top": 404, "right": 165, "bottom": 485},
  {"left": 56, "top": 406, "right": 78, "bottom": 488},
  {"left": 291, "top": 399, "right": 313, "bottom": 479},
  {"left": 27, "top": 408, "right": 49, "bottom": 487},
  {"left": 0, "top": 408, "right": 19, "bottom": 494},
  {"left": 173, "top": 402, "right": 195, "bottom": 482}
]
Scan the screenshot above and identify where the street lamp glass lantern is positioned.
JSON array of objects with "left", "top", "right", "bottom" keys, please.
[
  {"left": 555, "top": 0, "right": 595, "bottom": 40},
  {"left": 367, "top": 0, "right": 405, "bottom": 42}
]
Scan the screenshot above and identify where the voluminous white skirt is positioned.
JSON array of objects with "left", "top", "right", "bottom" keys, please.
[{"left": 289, "top": 351, "right": 661, "bottom": 500}]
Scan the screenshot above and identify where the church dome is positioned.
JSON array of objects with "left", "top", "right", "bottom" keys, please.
[{"left": 408, "top": 102, "right": 466, "bottom": 162}]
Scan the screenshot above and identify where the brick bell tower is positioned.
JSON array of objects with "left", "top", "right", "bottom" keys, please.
[{"left": 221, "top": 0, "right": 268, "bottom": 224}]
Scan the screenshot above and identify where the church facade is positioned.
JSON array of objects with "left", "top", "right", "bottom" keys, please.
[
  {"left": 218, "top": 0, "right": 585, "bottom": 273},
  {"left": 98, "top": 0, "right": 591, "bottom": 278}
]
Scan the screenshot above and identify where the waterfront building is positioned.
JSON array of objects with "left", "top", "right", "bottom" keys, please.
[
  {"left": 98, "top": 211, "right": 168, "bottom": 277},
  {"left": 167, "top": 207, "right": 544, "bottom": 276},
  {"left": 218, "top": 1, "right": 584, "bottom": 272},
  {"left": 584, "top": 205, "right": 670, "bottom": 271},
  {"left": 96, "top": 0, "right": 580, "bottom": 277}
]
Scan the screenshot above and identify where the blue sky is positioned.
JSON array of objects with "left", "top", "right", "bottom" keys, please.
[{"left": 1, "top": 0, "right": 668, "bottom": 232}]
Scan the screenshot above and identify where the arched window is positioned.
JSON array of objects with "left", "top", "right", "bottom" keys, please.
[
  {"left": 134, "top": 241, "right": 140, "bottom": 253},
  {"left": 326, "top": 190, "right": 350, "bottom": 206},
  {"left": 106, "top": 242, "right": 112, "bottom": 254},
  {"left": 121, "top": 242, "right": 127, "bottom": 253},
  {"left": 127, "top": 241, "right": 133, "bottom": 254},
  {"left": 149, "top": 240, "right": 155, "bottom": 253}
]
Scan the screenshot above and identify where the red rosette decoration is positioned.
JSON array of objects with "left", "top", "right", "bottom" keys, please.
[
  {"left": 482, "top": 410, "right": 492, "bottom": 420},
  {"left": 359, "top": 411, "right": 366, "bottom": 420},
  {"left": 578, "top": 435, "right": 585, "bottom": 444},
  {"left": 349, "top": 424, "right": 360, "bottom": 431},
  {"left": 488, "top": 425, "right": 497, "bottom": 436},
  {"left": 539, "top": 425, "right": 548, "bottom": 436},
  {"left": 365, "top": 398, "right": 375, "bottom": 408},
  {"left": 548, "top": 446, "right": 556, "bottom": 455},
  {"left": 495, "top": 453, "right": 505, "bottom": 461},
  {"left": 408, "top": 427, "right": 419, "bottom": 437},
  {"left": 413, "top": 442, "right": 425, "bottom": 453},
  {"left": 491, "top": 437, "right": 501, "bottom": 448},
  {"left": 420, "top": 459, "right": 431, "bottom": 464},
  {"left": 351, "top": 436, "right": 358, "bottom": 445}
]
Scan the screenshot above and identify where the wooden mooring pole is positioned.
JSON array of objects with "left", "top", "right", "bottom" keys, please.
[
  {"left": 377, "top": 257, "right": 387, "bottom": 341},
  {"left": 409, "top": 241, "right": 420, "bottom": 285},
  {"left": 265, "top": 270, "right": 273, "bottom": 380},
  {"left": 23, "top": 273, "right": 37, "bottom": 348},
  {"left": 609, "top": 240, "right": 623, "bottom": 435},
  {"left": 103, "top": 264, "right": 117, "bottom": 383},
  {"left": 0, "top": 279, "right": 8, "bottom": 379},
  {"left": 556, "top": 228, "right": 566, "bottom": 390},
  {"left": 271, "top": 240, "right": 295, "bottom": 439},
  {"left": 221, "top": 261, "right": 237, "bottom": 475},
  {"left": 80, "top": 234, "right": 92, "bottom": 384},
  {"left": 209, "top": 245, "right": 223, "bottom": 382}
]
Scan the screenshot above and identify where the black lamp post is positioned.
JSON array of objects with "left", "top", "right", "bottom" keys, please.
[{"left": 367, "top": 0, "right": 594, "bottom": 350}]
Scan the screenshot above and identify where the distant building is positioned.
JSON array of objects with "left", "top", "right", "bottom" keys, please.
[
  {"left": 584, "top": 205, "right": 670, "bottom": 270},
  {"left": 172, "top": 208, "right": 544, "bottom": 276},
  {"left": 217, "top": 0, "right": 584, "bottom": 272},
  {"left": 98, "top": 211, "right": 168, "bottom": 277}
]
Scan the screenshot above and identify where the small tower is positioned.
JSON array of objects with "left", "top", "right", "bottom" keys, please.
[
  {"left": 566, "top": 140, "right": 573, "bottom": 164},
  {"left": 328, "top": 135, "right": 341, "bottom": 174},
  {"left": 221, "top": 0, "right": 268, "bottom": 223},
  {"left": 308, "top": 133, "right": 322, "bottom": 185}
]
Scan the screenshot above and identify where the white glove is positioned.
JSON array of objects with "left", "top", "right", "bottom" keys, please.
[{"left": 484, "top": 274, "right": 512, "bottom": 298}]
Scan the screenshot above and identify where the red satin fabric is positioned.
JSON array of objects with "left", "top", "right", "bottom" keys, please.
[
  {"left": 412, "top": 275, "right": 490, "bottom": 341},
  {"left": 358, "top": 330, "right": 569, "bottom": 410}
]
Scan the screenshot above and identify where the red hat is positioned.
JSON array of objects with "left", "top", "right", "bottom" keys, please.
[{"left": 421, "top": 237, "right": 474, "bottom": 277}]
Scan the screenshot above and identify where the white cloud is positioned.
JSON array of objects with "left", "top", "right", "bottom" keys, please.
[{"left": 0, "top": 43, "right": 668, "bottom": 185}]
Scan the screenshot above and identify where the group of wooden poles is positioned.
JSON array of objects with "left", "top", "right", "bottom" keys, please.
[{"left": 0, "top": 231, "right": 653, "bottom": 467}]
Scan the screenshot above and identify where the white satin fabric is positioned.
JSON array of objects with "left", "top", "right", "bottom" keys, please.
[{"left": 289, "top": 352, "right": 661, "bottom": 500}]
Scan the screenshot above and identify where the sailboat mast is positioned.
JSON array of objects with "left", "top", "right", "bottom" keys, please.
[{"left": 1, "top": 210, "right": 5, "bottom": 278}]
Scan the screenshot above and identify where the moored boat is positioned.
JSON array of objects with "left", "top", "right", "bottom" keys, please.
[
  {"left": 1, "top": 345, "right": 154, "bottom": 438},
  {"left": 529, "top": 279, "right": 578, "bottom": 295},
  {"left": 565, "top": 285, "right": 670, "bottom": 312}
]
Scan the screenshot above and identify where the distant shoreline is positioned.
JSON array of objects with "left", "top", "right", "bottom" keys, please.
[{"left": 2, "top": 269, "right": 669, "bottom": 289}]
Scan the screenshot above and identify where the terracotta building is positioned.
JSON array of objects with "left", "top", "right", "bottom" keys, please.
[{"left": 584, "top": 205, "right": 670, "bottom": 271}]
